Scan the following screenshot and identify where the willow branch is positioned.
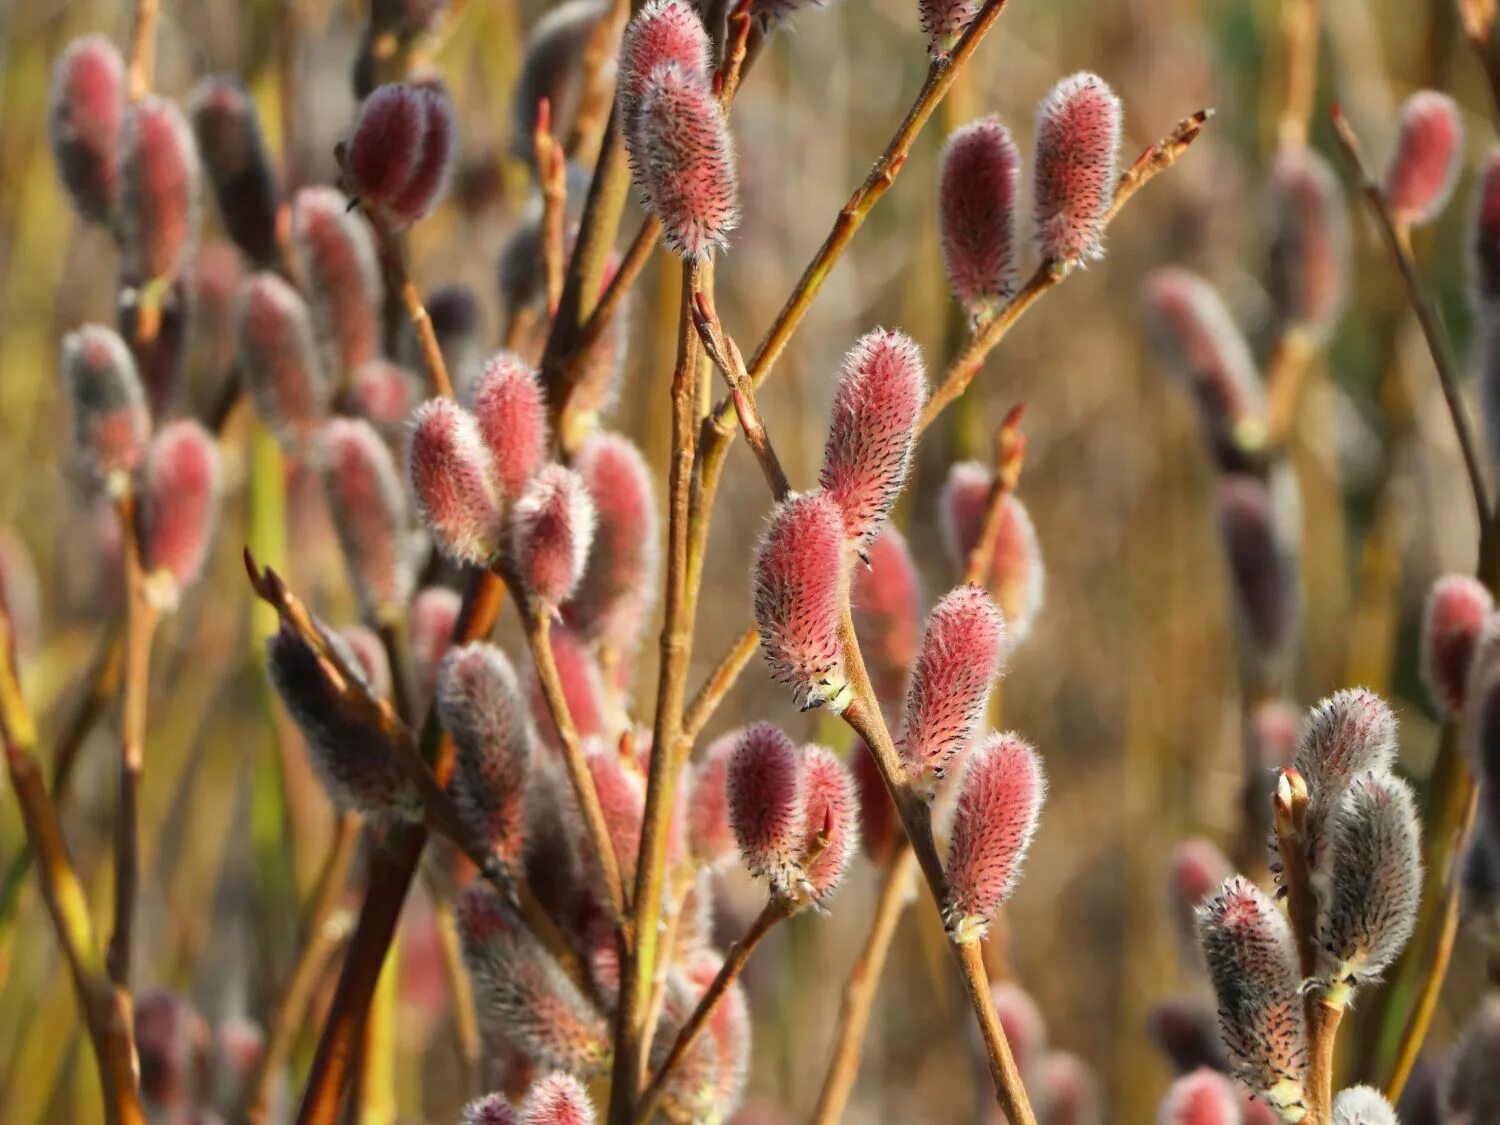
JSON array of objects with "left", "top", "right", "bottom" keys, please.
[
  {"left": 681, "top": 625, "right": 759, "bottom": 747},
  {"left": 126, "top": 0, "right": 159, "bottom": 101},
  {"left": 963, "top": 404, "right": 1027, "bottom": 586},
  {"left": 534, "top": 98, "right": 569, "bottom": 317},
  {"left": 693, "top": 291, "right": 790, "bottom": 499}
]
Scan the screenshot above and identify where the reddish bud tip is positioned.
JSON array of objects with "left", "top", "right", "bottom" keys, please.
[
  {"left": 628, "top": 63, "right": 739, "bottom": 259},
  {"left": 819, "top": 329, "right": 927, "bottom": 549},
  {"left": 1422, "top": 575, "right": 1492, "bottom": 716},
  {"left": 291, "top": 187, "right": 383, "bottom": 380},
  {"left": 190, "top": 76, "right": 279, "bottom": 266},
  {"left": 753, "top": 491, "right": 852, "bottom": 712},
  {"left": 939, "top": 116, "right": 1021, "bottom": 315},
  {"left": 346, "top": 82, "right": 456, "bottom": 226},
  {"left": 408, "top": 398, "right": 503, "bottom": 565},
  {"left": 508, "top": 464, "right": 596, "bottom": 605},
  {"left": 938, "top": 463, "right": 1046, "bottom": 643},
  {"left": 1217, "top": 473, "right": 1297, "bottom": 659},
  {"left": 461, "top": 1094, "right": 519, "bottom": 1125},
  {"left": 49, "top": 36, "right": 125, "bottom": 225},
  {"left": 141, "top": 420, "right": 222, "bottom": 595},
  {"left": 1268, "top": 148, "right": 1350, "bottom": 339},
  {"left": 944, "top": 732, "right": 1044, "bottom": 941},
  {"left": 1383, "top": 91, "right": 1464, "bottom": 226},
  {"left": 852, "top": 527, "right": 923, "bottom": 705},
  {"left": 801, "top": 744, "right": 859, "bottom": 903},
  {"left": 322, "top": 418, "right": 416, "bottom": 620},
  {"left": 1331, "top": 1086, "right": 1399, "bottom": 1125},
  {"left": 469, "top": 351, "right": 549, "bottom": 500},
  {"left": 236, "top": 272, "right": 331, "bottom": 452},
  {"left": 120, "top": 96, "right": 202, "bottom": 286},
  {"left": 899, "top": 585, "right": 1007, "bottom": 793},
  {"left": 688, "top": 732, "right": 739, "bottom": 868},
  {"left": 522, "top": 1073, "right": 596, "bottom": 1125},
  {"left": 1032, "top": 72, "right": 1122, "bottom": 266},
  {"left": 728, "top": 723, "right": 807, "bottom": 894},
  {"left": 60, "top": 324, "right": 150, "bottom": 487},
  {"left": 618, "top": 0, "right": 713, "bottom": 137},
  {"left": 1157, "top": 1068, "right": 1242, "bottom": 1125}
]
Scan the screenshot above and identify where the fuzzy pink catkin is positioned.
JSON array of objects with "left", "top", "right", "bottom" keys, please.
[
  {"left": 1292, "top": 688, "right": 1398, "bottom": 870},
  {"left": 565, "top": 434, "right": 660, "bottom": 653},
  {"left": 190, "top": 76, "right": 279, "bottom": 266},
  {"left": 920, "top": 0, "right": 982, "bottom": 58},
  {"left": 938, "top": 462, "right": 1046, "bottom": 644},
  {"left": 939, "top": 117, "right": 1021, "bottom": 315},
  {"left": 468, "top": 351, "right": 549, "bottom": 500},
  {"left": 351, "top": 359, "right": 420, "bottom": 435},
  {"left": 291, "top": 187, "right": 383, "bottom": 379},
  {"left": 346, "top": 82, "right": 456, "bottom": 226},
  {"left": 237, "top": 272, "right": 331, "bottom": 453},
  {"left": 120, "top": 96, "right": 201, "bottom": 286},
  {"left": 727, "top": 723, "right": 807, "bottom": 894},
  {"left": 752, "top": 491, "right": 852, "bottom": 711},
  {"left": 1383, "top": 91, "right": 1464, "bottom": 226},
  {"left": 629, "top": 62, "right": 739, "bottom": 259},
  {"left": 1217, "top": 473, "right": 1295, "bottom": 659},
  {"left": 617, "top": 0, "right": 712, "bottom": 137},
  {"left": 1032, "top": 72, "right": 1122, "bottom": 266},
  {"left": 585, "top": 740, "right": 647, "bottom": 883},
  {"left": 507, "top": 464, "right": 596, "bottom": 605},
  {"left": 1157, "top": 1068, "right": 1243, "bottom": 1125},
  {"left": 141, "top": 421, "right": 221, "bottom": 594},
  {"left": 682, "top": 949, "right": 751, "bottom": 1120},
  {"left": 408, "top": 398, "right": 504, "bottom": 565},
  {"left": 1268, "top": 148, "right": 1350, "bottom": 339},
  {"left": 339, "top": 624, "right": 392, "bottom": 700},
  {"left": 820, "top": 329, "right": 927, "bottom": 550},
  {"left": 944, "top": 733, "right": 1044, "bottom": 941},
  {"left": 688, "top": 732, "right": 739, "bottom": 868},
  {"left": 60, "top": 324, "right": 150, "bottom": 487},
  {"left": 1421, "top": 575, "right": 1492, "bottom": 717},
  {"left": 1170, "top": 838, "right": 1233, "bottom": 960},
  {"left": 322, "top": 418, "right": 415, "bottom": 620},
  {"left": 49, "top": 36, "right": 124, "bottom": 225},
  {"left": 800, "top": 744, "right": 859, "bottom": 903},
  {"left": 1331, "top": 1086, "right": 1399, "bottom": 1125},
  {"left": 852, "top": 527, "right": 923, "bottom": 705},
  {"left": 462, "top": 1094, "right": 519, "bottom": 1125},
  {"left": 522, "top": 1073, "right": 595, "bottom": 1125},
  {"left": 899, "top": 584, "right": 1006, "bottom": 793}
]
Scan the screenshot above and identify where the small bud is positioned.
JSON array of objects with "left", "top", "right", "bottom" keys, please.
[
  {"left": 351, "top": 359, "right": 421, "bottom": 435},
  {"left": 1268, "top": 148, "right": 1350, "bottom": 340},
  {"left": 1146, "top": 998, "right": 1228, "bottom": 1075},
  {"left": 819, "top": 329, "right": 927, "bottom": 550},
  {"left": 1145, "top": 270, "right": 1265, "bottom": 468},
  {"left": 1441, "top": 995, "right": 1500, "bottom": 1124},
  {"left": 462, "top": 1094, "right": 519, "bottom": 1125},
  {"left": 345, "top": 82, "right": 456, "bottom": 226},
  {"left": 1158, "top": 1068, "right": 1242, "bottom": 1125},
  {"left": 1316, "top": 772, "right": 1422, "bottom": 1000},
  {"left": 141, "top": 421, "right": 222, "bottom": 595},
  {"left": 852, "top": 527, "right": 923, "bottom": 706},
  {"left": 728, "top": 723, "right": 807, "bottom": 894},
  {"left": 411, "top": 585, "right": 462, "bottom": 703},
  {"left": 944, "top": 733, "right": 1044, "bottom": 941},
  {"left": 236, "top": 272, "right": 331, "bottom": 453},
  {"left": 1217, "top": 474, "right": 1297, "bottom": 660},
  {"left": 1032, "top": 72, "right": 1122, "bottom": 266},
  {"left": 322, "top": 418, "right": 416, "bottom": 621},
  {"left": 1330, "top": 1087, "right": 1398, "bottom": 1125},
  {"left": 59, "top": 324, "right": 150, "bottom": 487},
  {"left": 522, "top": 1073, "right": 596, "bottom": 1125},
  {"left": 585, "top": 739, "right": 646, "bottom": 884},
  {"left": 618, "top": 0, "right": 713, "bottom": 137},
  {"left": 938, "top": 463, "right": 1046, "bottom": 643},
  {"left": 190, "top": 77, "right": 279, "bottom": 266},
  {"left": 688, "top": 732, "right": 738, "bottom": 868},
  {"left": 920, "top": 0, "right": 983, "bottom": 59},
  {"left": 511, "top": 0, "right": 610, "bottom": 163},
  {"left": 1197, "top": 876, "right": 1307, "bottom": 1118},
  {"left": 628, "top": 63, "right": 739, "bottom": 259},
  {"left": 1383, "top": 91, "right": 1464, "bottom": 226},
  {"left": 1421, "top": 575, "right": 1492, "bottom": 716},
  {"left": 852, "top": 739, "right": 899, "bottom": 865},
  {"left": 899, "top": 585, "right": 1007, "bottom": 793},
  {"left": 49, "top": 37, "right": 124, "bottom": 225},
  {"left": 801, "top": 744, "right": 859, "bottom": 903},
  {"left": 753, "top": 491, "right": 852, "bottom": 712},
  {"left": 291, "top": 187, "right": 383, "bottom": 380},
  {"left": 508, "top": 465, "right": 596, "bottom": 606},
  {"left": 469, "top": 351, "right": 549, "bottom": 501},
  {"left": 438, "top": 643, "right": 534, "bottom": 874},
  {"left": 565, "top": 435, "right": 660, "bottom": 654},
  {"left": 1292, "top": 688, "right": 1398, "bottom": 871},
  {"left": 1471, "top": 149, "right": 1500, "bottom": 304},
  {"left": 120, "top": 96, "right": 202, "bottom": 286},
  {"left": 339, "top": 624, "right": 392, "bottom": 699},
  {"left": 939, "top": 117, "right": 1021, "bottom": 316},
  {"left": 457, "top": 886, "right": 610, "bottom": 1074},
  {"left": 408, "top": 398, "right": 503, "bottom": 565}
]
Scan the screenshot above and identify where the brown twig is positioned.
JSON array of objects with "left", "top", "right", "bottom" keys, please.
[
  {"left": 954, "top": 938, "right": 1038, "bottom": 1125},
  {"left": 693, "top": 291, "right": 790, "bottom": 499},
  {"left": 126, "top": 0, "right": 159, "bottom": 102},
  {"left": 963, "top": 404, "right": 1027, "bottom": 587},
  {"left": 681, "top": 625, "right": 759, "bottom": 747},
  {"left": 1308, "top": 1000, "right": 1346, "bottom": 1125},
  {"left": 534, "top": 98, "right": 569, "bottom": 318},
  {"left": 1277, "top": 0, "right": 1320, "bottom": 150}
]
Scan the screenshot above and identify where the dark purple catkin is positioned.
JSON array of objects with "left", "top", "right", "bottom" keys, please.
[
  {"left": 1196, "top": 876, "right": 1307, "bottom": 1118},
  {"left": 321, "top": 418, "right": 416, "bottom": 622},
  {"left": 120, "top": 96, "right": 202, "bottom": 287},
  {"left": 134, "top": 989, "right": 208, "bottom": 1109},
  {"left": 189, "top": 76, "right": 279, "bottom": 266},
  {"left": 49, "top": 36, "right": 125, "bottom": 225},
  {"left": 1292, "top": 688, "right": 1398, "bottom": 873},
  {"left": 140, "top": 421, "right": 222, "bottom": 598},
  {"left": 727, "top": 723, "right": 807, "bottom": 894},
  {"left": 345, "top": 82, "right": 457, "bottom": 226},
  {"left": 1315, "top": 771, "right": 1422, "bottom": 1001},
  {"left": 236, "top": 272, "right": 331, "bottom": 453},
  {"left": 1267, "top": 147, "right": 1350, "bottom": 340},
  {"left": 1441, "top": 995, "right": 1500, "bottom": 1124},
  {"left": 939, "top": 117, "right": 1021, "bottom": 315},
  {"left": 1146, "top": 998, "right": 1230, "bottom": 1075},
  {"left": 59, "top": 324, "right": 150, "bottom": 489},
  {"left": 1420, "top": 575, "right": 1492, "bottom": 716},
  {"left": 1032, "top": 72, "right": 1122, "bottom": 267},
  {"left": 617, "top": 0, "right": 712, "bottom": 139},
  {"left": 291, "top": 187, "right": 383, "bottom": 381},
  {"left": 1217, "top": 473, "right": 1297, "bottom": 661}
]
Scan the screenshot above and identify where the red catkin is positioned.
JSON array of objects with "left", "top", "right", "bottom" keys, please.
[
  {"left": 852, "top": 527, "right": 923, "bottom": 706},
  {"left": 140, "top": 420, "right": 222, "bottom": 597},
  {"left": 1032, "top": 72, "right": 1122, "bottom": 266},
  {"left": 120, "top": 96, "right": 202, "bottom": 287},
  {"left": 1383, "top": 90, "right": 1464, "bottom": 227},
  {"left": 49, "top": 36, "right": 125, "bottom": 225},
  {"left": 507, "top": 464, "right": 596, "bottom": 606},
  {"left": 469, "top": 351, "right": 549, "bottom": 501},
  {"left": 727, "top": 723, "right": 807, "bottom": 894},
  {"left": 291, "top": 186, "right": 383, "bottom": 380},
  {"left": 236, "top": 272, "right": 331, "bottom": 454},
  {"left": 321, "top": 418, "right": 416, "bottom": 622},
  {"left": 939, "top": 116, "right": 1021, "bottom": 315},
  {"left": 618, "top": 0, "right": 712, "bottom": 137},
  {"left": 345, "top": 82, "right": 457, "bottom": 226},
  {"left": 800, "top": 743, "right": 859, "bottom": 903},
  {"left": 408, "top": 398, "right": 504, "bottom": 565}
]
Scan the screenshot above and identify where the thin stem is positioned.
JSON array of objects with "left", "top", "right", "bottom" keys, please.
[
  {"left": 1307, "top": 1000, "right": 1346, "bottom": 1124},
  {"left": 693, "top": 291, "right": 790, "bottom": 499},
  {"left": 963, "top": 405, "right": 1026, "bottom": 587},
  {"left": 954, "top": 939, "right": 1038, "bottom": 1125},
  {"left": 681, "top": 625, "right": 758, "bottom": 747},
  {"left": 126, "top": 0, "right": 159, "bottom": 101},
  {"left": 534, "top": 98, "right": 569, "bottom": 317}
]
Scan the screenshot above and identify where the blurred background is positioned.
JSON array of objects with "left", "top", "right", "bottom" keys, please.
[{"left": 0, "top": 0, "right": 1494, "bottom": 1120}]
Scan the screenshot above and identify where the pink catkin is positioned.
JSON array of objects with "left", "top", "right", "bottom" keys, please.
[
  {"left": 800, "top": 744, "right": 859, "bottom": 903},
  {"left": 408, "top": 398, "right": 503, "bottom": 565},
  {"left": 687, "top": 732, "right": 739, "bottom": 868},
  {"left": 236, "top": 272, "right": 331, "bottom": 453},
  {"left": 943, "top": 732, "right": 1044, "bottom": 941},
  {"left": 49, "top": 36, "right": 124, "bottom": 225},
  {"left": 141, "top": 421, "right": 221, "bottom": 594},
  {"left": 682, "top": 949, "right": 752, "bottom": 1119},
  {"left": 1170, "top": 836, "right": 1233, "bottom": 956},
  {"left": 469, "top": 351, "right": 549, "bottom": 500},
  {"left": 584, "top": 741, "right": 646, "bottom": 884},
  {"left": 346, "top": 83, "right": 456, "bottom": 226},
  {"left": 190, "top": 76, "right": 279, "bottom": 267},
  {"left": 522, "top": 1074, "right": 595, "bottom": 1125},
  {"left": 1217, "top": 473, "right": 1295, "bottom": 659},
  {"left": 1268, "top": 147, "right": 1350, "bottom": 339},
  {"left": 339, "top": 624, "right": 392, "bottom": 699},
  {"left": 629, "top": 62, "right": 739, "bottom": 258},
  {"left": 938, "top": 462, "right": 1045, "bottom": 643},
  {"left": 617, "top": 0, "right": 712, "bottom": 136},
  {"left": 939, "top": 116, "right": 1021, "bottom": 314},
  {"left": 60, "top": 324, "right": 150, "bottom": 486},
  {"left": 411, "top": 586, "right": 463, "bottom": 703},
  {"left": 291, "top": 187, "right": 383, "bottom": 379},
  {"left": 852, "top": 527, "right": 923, "bottom": 706},
  {"left": 1292, "top": 688, "right": 1397, "bottom": 869},
  {"left": 851, "top": 739, "right": 899, "bottom": 865},
  {"left": 1032, "top": 72, "right": 1121, "bottom": 266},
  {"left": 1158, "top": 1068, "right": 1243, "bottom": 1125},
  {"left": 919, "top": 0, "right": 982, "bottom": 58},
  {"left": 899, "top": 584, "right": 1007, "bottom": 792},
  {"left": 1383, "top": 90, "right": 1464, "bottom": 226},
  {"left": 322, "top": 418, "right": 414, "bottom": 620},
  {"left": 120, "top": 96, "right": 201, "bottom": 286},
  {"left": 819, "top": 329, "right": 927, "bottom": 550},
  {"left": 462, "top": 1094, "right": 519, "bottom": 1125},
  {"left": 508, "top": 464, "right": 596, "bottom": 605},
  {"left": 753, "top": 491, "right": 852, "bottom": 711},
  {"left": 351, "top": 359, "right": 420, "bottom": 435},
  {"left": 727, "top": 723, "right": 807, "bottom": 894},
  {"left": 1421, "top": 575, "right": 1493, "bottom": 717}
]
